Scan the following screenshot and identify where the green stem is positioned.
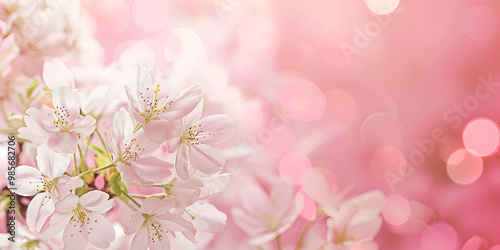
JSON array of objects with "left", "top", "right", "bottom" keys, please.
[
  {"left": 122, "top": 192, "right": 141, "bottom": 208},
  {"left": 73, "top": 153, "right": 78, "bottom": 176},
  {"left": 130, "top": 194, "right": 148, "bottom": 199},
  {"left": 276, "top": 235, "right": 283, "bottom": 250},
  {"left": 79, "top": 162, "right": 116, "bottom": 178},
  {"left": 77, "top": 144, "right": 86, "bottom": 173},
  {"left": 95, "top": 129, "right": 111, "bottom": 160}
]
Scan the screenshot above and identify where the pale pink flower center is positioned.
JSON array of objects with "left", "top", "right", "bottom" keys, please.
[
  {"left": 120, "top": 138, "right": 145, "bottom": 162},
  {"left": 256, "top": 211, "right": 281, "bottom": 233},
  {"left": 181, "top": 125, "right": 210, "bottom": 146},
  {"left": 139, "top": 85, "right": 172, "bottom": 123},
  {"left": 141, "top": 214, "right": 168, "bottom": 244},
  {"left": 52, "top": 105, "right": 74, "bottom": 132},
  {"left": 333, "top": 228, "right": 354, "bottom": 245}
]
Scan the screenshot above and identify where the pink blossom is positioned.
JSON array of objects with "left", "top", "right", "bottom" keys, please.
[
  {"left": 24, "top": 86, "right": 96, "bottom": 153},
  {"left": 110, "top": 108, "right": 172, "bottom": 186},
  {"left": 166, "top": 103, "right": 234, "bottom": 180},
  {"left": 163, "top": 176, "right": 203, "bottom": 208},
  {"left": 0, "top": 20, "right": 20, "bottom": 76},
  {"left": 125, "top": 64, "right": 202, "bottom": 143},
  {"left": 325, "top": 190, "right": 385, "bottom": 249},
  {"left": 231, "top": 180, "right": 303, "bottom": 245},
  {"left": 124, "top": 197, "right": 197, "bottom": 250},
  {"left": 10, "top": 144, "right": 83, "bottom": 232},
  {"left": 42, "top": 191, "right": 116, "bottom": 250}
]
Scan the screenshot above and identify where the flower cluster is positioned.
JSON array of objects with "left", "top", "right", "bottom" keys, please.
[{"left": 0, "top": 1, "right": 390, "bottom": 250}]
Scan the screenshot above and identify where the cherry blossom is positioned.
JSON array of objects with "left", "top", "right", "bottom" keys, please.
[
  {"left": 231, "top": 180, "right": 303, "bottom": 245},
  {"left": 324, "top": 190, "right": 385, "bottom": 249},
  {"left": 124, "top": 197, "right": 197, "bottom": 250},
  {"left": 110, "top": 108, "right": 172, "bottom": 186},
  {"left": 125, "top": 64, "right": 202, "bottom": 143},
  {"left": 11, "top": 143, "right": 83, "bottom": 232},
  {"left": 24, "top": 86, "right": 96, "bottom": 153},
  {"left": 166, "top": 102, "right": 234, "bottom": 180},
  {"left": 0, "top": 20, "right": 20, "bottom": 76},
  {"left": 42, "top": 191, "right": 116, "bottom": 250}
]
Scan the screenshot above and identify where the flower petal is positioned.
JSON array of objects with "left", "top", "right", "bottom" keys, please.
[
  {"left": 139, "top": 197, "right": 173, "bottom": 215},
  {"left": 52, "top": 86, "right": 80, "bottom": 122},
  {"left": 43, "top": 212, "right": 73, "bottom": 240},
  {"left": 197, "top": 114, "right": 234, "bottom": 145},
  {"left": 175, "top": 144, "right": 190, "bottom": 180},
  {"left": 12, "top": 165, "right": 42, "bottom": 196},
  {"left": 27, "top": 192, "right": 56, "bottom": 232},
  {"left": 36, "top": 143, "right": 70, "bottom": 178},
  {"left": 130, "top": 228, "right": 149, "bottom": 250},
  {"left": 80, "top": 190, "right": 114, "bottom": 213},
  {"left": 112, "top": 108, "right": 135, "bottom": 146},
  {"left": 156, "top": 213, "right": 196, "bottom": 235},
  {"left": 86, "top": 213, "right": 116, "bottom": 249},
  {"left": 55, "top": 194, "right": 79, "bottom": 214},
  {"left": 185, "top": 202, "right": 227, "bottom": 233},
  {"left": 124, "top": 212, "right": 145, "bottom": 235},
  {"left": 25, "top": 108, "right": 58, "bottom": 138},
  {"left": 188, "top": 144, "right": 225, "bottom": 174},
  {"left": 143, "top": 120, "right": 177, "bottom": 143},
  {"left": 159, "top": 85, "right": 202, "bottom": 120},
  {"left": 56, "top": 176, "right": 84, "bottom": 198},
  {"left": 132, "top": 156, "right": 172, "bottom": 184},
  {"left": 72, "top": 115, "right": 96, "bottom": 135},
  {"left": 62, "top": 218, "right": 88, "bottom": 250},
  {"left": 42, "top": 58, "right": 75, "bottom": 89},
  {"left": 231, "top": 208, "right": 265, "bottom": 236},
  {"left": 47, "top": 131, "right": 79, "bottom": 154}
]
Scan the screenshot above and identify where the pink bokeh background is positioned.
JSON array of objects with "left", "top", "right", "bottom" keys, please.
[
  {"left": 2, "top": 0, "right": 500, "bottom": 249},
  {"left": 85, "top": 0, "right": 500, "bottom": 249}
]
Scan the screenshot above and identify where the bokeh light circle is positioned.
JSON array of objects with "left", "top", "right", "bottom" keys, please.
[
  {"left": 279, "top": 151, "right": 312, "bottom": 185},
  {"left": 238, "top": 14, "right": 278, "bottom": 53},
  {"left": 93, "top": 0, "right": 131, "bottom": 35},
  {"left": 463, "top": 5, "right": 498, "bottom": 42},
  {"left": 462, "top": 235, "right": 489, "bottom": 250},
  {"left": 463, "top": 118, "right": 500, "bottom": 157},
  {"left": 361, "top": 112, "right": 403, "bottom": 147},
  {"left": 446, "top": 149, "right": 483, "bottom": 185},
  {"left": 280, "top": 76, "right": 326, "bottom": 121},
  {"left": 132, "top": 0, "right": 170, "bottom": 32},
  {"left": 383, "top": 195, "right": 411, "bottom": 226},
  {"left": 365, "top": 0, "right": 400, "bottom": 15}
]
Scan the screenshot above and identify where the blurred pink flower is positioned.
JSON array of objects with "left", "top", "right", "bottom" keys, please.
[
  {"left": 124, "top": 197, "right": 197, "bottom": 250},
  {"left": 0, "top": 20, "right": 19, "bottom": 76},
  {"left": 110, "top": 108, "right": 172, "bottom": 186},
  {"left": 24, "top": 86, "right": 96, "bottom": 153},
  {"left": 166, "top": 103, "right": 234, "bottom": 180},
  {"left": 231, "top": 180, "right": 303, "bottom": 245},
  {"left": 43, "top": 191, "right": 116, "bottom": 250},
  {"left": 11, "top": 144, "right": 83, "bottom": 232},
  {"left": 164, "top": 176, "right": 203, "bottom": 208},
  {"left": 42, "top": 58, "right": 75, "bottom": 89},
  {"left": 325, "top": 190, "right": 385, "bottom": 249},
  {"left": 125, "top": 64, "right": 202, "bottom": 143}
]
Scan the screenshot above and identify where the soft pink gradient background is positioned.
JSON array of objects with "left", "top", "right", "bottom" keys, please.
[
  {"left": 86, "top": 0, "right": 500, "bottom": 249},
  {"left": 8, "top": 0, "right": 500, "bottom": 249}
]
